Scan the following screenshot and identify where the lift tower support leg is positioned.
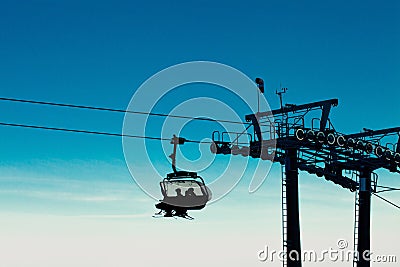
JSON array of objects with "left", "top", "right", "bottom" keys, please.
[
  {"left": 285, "top": 148, "right": 302, "bottom": 267},
  {"left": 357, "top": 169, "right": 371, "bottom": 267}
]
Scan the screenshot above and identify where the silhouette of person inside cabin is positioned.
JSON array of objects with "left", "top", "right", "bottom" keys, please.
[
  {"left": 175, "top": 188, "right": 183, "bottom": 197},
  {"left": 185, "top": 187, "right": 196, "bottom": 197}
]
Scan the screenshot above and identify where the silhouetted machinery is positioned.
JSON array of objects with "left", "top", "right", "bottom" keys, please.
[
  {"left": 155, "top": 135, "right": 211, "bottom": 219},
  {"left": 211, "top": 82, "right": 400, "bottom": 267}
]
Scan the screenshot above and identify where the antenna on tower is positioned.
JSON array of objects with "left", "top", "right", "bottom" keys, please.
[{"left": 276, "top": 84, "right": 288, "bottom": 110}]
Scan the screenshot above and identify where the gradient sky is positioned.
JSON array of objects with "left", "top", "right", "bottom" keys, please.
[{"left": 0, "top": 1, "right": 399, "bottom": 266}]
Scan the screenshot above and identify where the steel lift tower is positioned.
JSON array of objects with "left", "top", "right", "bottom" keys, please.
[{"left": 211, "top": 84, "right": 400, "bottom": 267}]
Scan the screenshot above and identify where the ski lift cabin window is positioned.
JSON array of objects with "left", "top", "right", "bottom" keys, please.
[{"left": 162, "top": 180, "right": 204, "bottom": 197}]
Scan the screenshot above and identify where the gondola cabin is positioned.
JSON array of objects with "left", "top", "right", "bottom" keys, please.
[
  {"left": 155, "top": 171, "right": 211, "bottom": 218},
  {"left": 154, "top": 135, "right": 212, "bottom": 219},
  {"left": 160, "top": 171, "right": 211, "bottom": 209}
]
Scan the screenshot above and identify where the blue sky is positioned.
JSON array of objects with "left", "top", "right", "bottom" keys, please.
[{"left": 0, "top": 1, "right": 399, "bottom": 266}]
